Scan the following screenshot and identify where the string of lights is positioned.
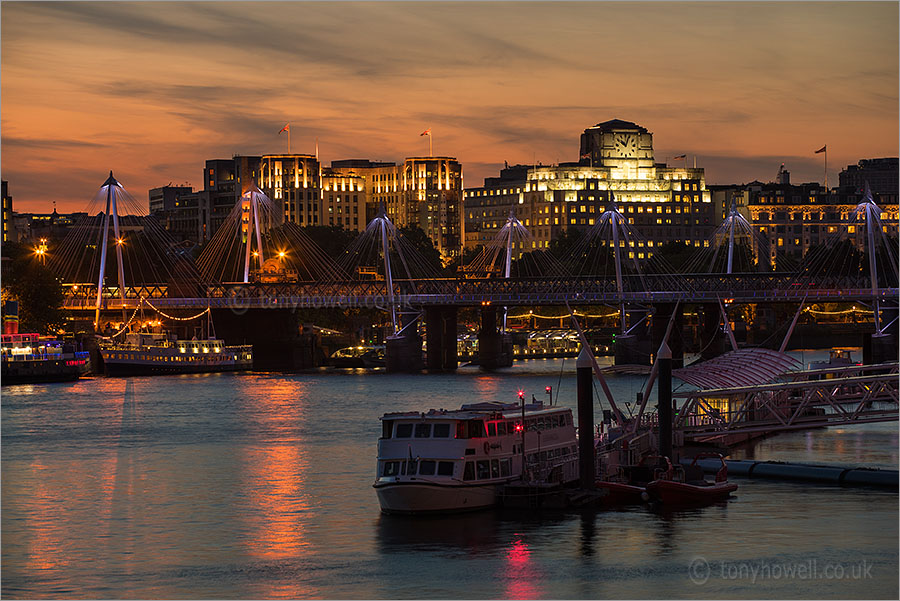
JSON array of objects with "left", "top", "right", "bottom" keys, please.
[
  {"left": 507, "top": 311, "right": 619, "bottom": 319},
  {"left": 144, "top": 299, "right": 211, "bottom": 321},
  {"left": 806, "top": 307, "right": 872, "bottom": 315},
  {"left": 106, "top": 305, "right": 142, "bottom": 338}
]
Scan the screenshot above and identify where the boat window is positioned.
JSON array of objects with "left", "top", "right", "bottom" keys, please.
[
  {"left": 419, "top": 460, "right": 436, "bottom": 476},
  {"left": 407, "top": 459, "right": 417, "bottom": 474},
  {"left": 438, "top": 461, "right": 454, "bottom": 476},
  {"left": 414, "top": 423, "right": 431, "bottom": 438},
  {"left": 395, "top": 424, "right": 413, "bottom": 438},
  {"left": 456, "top": 420, "right": 486, "bottom": 439},
  {"left": 476, "top": 460, "right": 490, "bottom": 480},
  {"left": 487, "top": 423, "right": 497, "bottom": 436},
  {"left": 497, "top": 422, "right": 507, "bottom": 436},
  {"left": 500, "top": 459, "right": 511, "bottom": 478},
  {"left": 490, "top": 459, "right": 500, "bottom": 478},
  {"left": 463, "top": 462, "right": 475, "bottom": 481},
  {"left": 382, "top": 461, "right": 401, "bottom": 477},
  {"left": 382, "top": 421, "right": 393, "bottom": 439},
  {"left": 433, "top": 423, "right": 450, "bottom": 438}
]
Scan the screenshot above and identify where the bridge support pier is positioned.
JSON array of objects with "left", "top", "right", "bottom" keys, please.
[
  {"left": 478, "top": 307, "right": 512, "bottom": 370},
  {"left": 651, "top": 303, "right": 684, "bottom": 368},
  {"left": 211, "top": 308, "right": 324, "bottom": 370},
  {"left": 700, "top": 303, "right": 730, "bottom": 360},
  {"left": 426, "top": 306, "right": 458, "bottom": 371},
  {"left": 385, "top": 312, "right": 424, "bottom": 373}
]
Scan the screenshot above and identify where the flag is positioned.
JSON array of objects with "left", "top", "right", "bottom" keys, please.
[
  {"left": 279, "top": 124, "right": 290, "bottom": 134},
  {"left": 420, "top": 128, "right": 431, "bottom": 136},
  {"left": 673, "top": 154, "right": 686, "bottom": 160},
  {"left": 815, "top": 145, "right": 826, "bottom": 154}
]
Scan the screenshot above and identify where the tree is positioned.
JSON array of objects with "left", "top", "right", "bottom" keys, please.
[
  {"left": 300, "top": 225, "right": 357, "bottom": 259},
  {"left": 653, "top": 241, "right": 695, "bottom": 273},
  {"left": 397, "top": 225, "right": 444, "bottom": 273},
  {"left": 1, "top": 242, "right": 65, "bottom": 334}
]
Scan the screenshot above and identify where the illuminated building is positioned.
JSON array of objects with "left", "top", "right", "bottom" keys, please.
[
  {"left": 331, "top": 157, "right": 464, "bottom": 259},
  {"left": 464, "top": 119, "right": 715, "bottom": 259},
  {"left": 258, "top": 154, "right": 321, "bottom": 227},
  {"left": 713, "top": 158, "right": 898, "bottom": 265},
  {"left": 2, "top": 181, "right": 11, "bottom": 244},
  {"left": 321, "top": 165, "right": 367, "bottom": 232}
]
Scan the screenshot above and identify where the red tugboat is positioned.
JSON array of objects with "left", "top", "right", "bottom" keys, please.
[{"left": 645, "top": 453, "right": 738, "bottom": 505}]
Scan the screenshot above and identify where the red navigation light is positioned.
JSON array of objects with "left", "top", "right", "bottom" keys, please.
[
  {"left": 517, "top": 390, "right": 524, "bottom": 400},
  {"left": 515, "top": 423, "right": 523, "bottom": 432},
  {"left": 545, "top": 386, "right": 551, "bottom": 393}
]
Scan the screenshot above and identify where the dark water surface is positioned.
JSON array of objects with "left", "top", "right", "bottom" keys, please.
[{"left": 2, "top": 353, "right": 897, "bottom": 599}]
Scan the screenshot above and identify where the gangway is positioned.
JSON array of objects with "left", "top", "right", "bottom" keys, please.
[{"left": 674, "top": 363, "right": 898, "bottom": 443}]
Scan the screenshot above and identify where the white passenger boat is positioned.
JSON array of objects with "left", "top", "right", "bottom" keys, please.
[
  {"left": 100, "top": 332, "right": 252, "bottom": 376},
  {"left": 374, "top": 399, "right": 580, "bottom": 514}
]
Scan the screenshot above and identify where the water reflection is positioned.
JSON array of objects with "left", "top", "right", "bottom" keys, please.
[
  {"left": 503, "top": 536, "right": 540, "bottom": 600},
  {"left": 376, "top": 511, "right": 500, "bottom": 554}
]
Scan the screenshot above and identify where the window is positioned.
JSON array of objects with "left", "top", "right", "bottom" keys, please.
[
  {"left": 419, "top": 460, "right": 436, "bottom": 476},
  {"left": 476, "top": 460, "right": 490, "bottom": 480},
  {"left": 382, "top": 421, "right": 393, "bottom": 439},
  {"left": 438, "top": 461, "right": 454, "bottom": 476},
  {"left": 382, "top": 461, "right": 401, "bottom": 477},
  {"left": 487, "top": 423, "right": 497, "bottom": 436},
  {"left": 500, "top": 459, "right": 511, "bottom": 478},
  {"left": 433, "top": 423, "right": 450, "bottom": 438},
  {"left": 395, "top": 423, "right": 413, "bottom": 438},
  {"left": 491, "top": 459, "right": 500, "bottom": 478},
  {"left": 463, "top": 462, "right": 475, "bottom": 480},
  {"left": 414, "top": 423, "right": 431, "bottom": 438},
  {"left": 497, "top": 422, "right": 507, "bottom": 436}
]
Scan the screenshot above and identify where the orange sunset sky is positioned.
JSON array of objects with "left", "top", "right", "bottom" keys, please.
[{"left": 2, "top": 1, "right": 898, "bottom": 213}]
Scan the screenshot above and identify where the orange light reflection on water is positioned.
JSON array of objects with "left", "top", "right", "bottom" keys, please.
[{"left": 236, "top": 376, "right": 315, "bottom": 598}]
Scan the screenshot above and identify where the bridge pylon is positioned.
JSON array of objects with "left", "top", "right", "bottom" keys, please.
[{"left": 94, "top": 171, "right": 128, "bottom": 329}]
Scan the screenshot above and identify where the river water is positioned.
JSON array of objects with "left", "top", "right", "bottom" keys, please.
[{"left": 2, "top": 351, "right": 897, "bottom": 599}]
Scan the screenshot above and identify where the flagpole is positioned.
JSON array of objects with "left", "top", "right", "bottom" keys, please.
[
  {"left": 824, "top": 148, "right": 827, "bottom": 192},
  {"left": 288, "top": 127, "right": 291, "bottom": 154},
  {"left": 430, "top": 132, "right": 433, "bottom": 157}
]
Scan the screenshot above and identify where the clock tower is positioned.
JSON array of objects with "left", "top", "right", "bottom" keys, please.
[{"left": 580, "top": 119, "right": 655, "bottom": 172}]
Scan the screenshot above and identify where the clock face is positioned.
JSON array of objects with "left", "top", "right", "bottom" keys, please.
[{"left": 614, "top": 133, "right": 637, "bottom": 158}]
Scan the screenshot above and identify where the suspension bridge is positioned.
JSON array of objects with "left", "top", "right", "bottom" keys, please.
[{"left": 47, "top": 173, "right": 898, "bottom": 371}]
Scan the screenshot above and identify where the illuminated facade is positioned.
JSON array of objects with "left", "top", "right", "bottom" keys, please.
[
  {"left": 2, "top": 181, "right": 11, "bottom": 244},
  {"left": 743, "top": 181, "right": 899, "bottom": 264},
  {"left": 259, "top": 154, "right": 322, "bottom": 226},
  {"left": 331, "top": 157, "right": 464, "bottom": 259},
  {"left": 464, "top": 119, "right": 715, "bottom": 259},
  {"left": 321, "top": 167, "right": 367, "bottom": 231}
]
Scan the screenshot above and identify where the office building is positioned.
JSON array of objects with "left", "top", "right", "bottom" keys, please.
[{"left": 464, "top": 119, "right": 716, "bottom": 260}]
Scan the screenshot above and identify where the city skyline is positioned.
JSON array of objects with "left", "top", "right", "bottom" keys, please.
[{"left": 2, "top": 1, "right": 898, "bottom": 213}]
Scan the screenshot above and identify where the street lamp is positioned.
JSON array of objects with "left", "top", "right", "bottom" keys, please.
[{"left": 34, "top": 238, "right": 48, "bottom": 265}]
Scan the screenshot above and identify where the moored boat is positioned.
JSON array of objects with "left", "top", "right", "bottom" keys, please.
[
  {"left": 645, "top": 454, "right": 738, "bottom": 505},
  {"left": 374, "top": 398, "right": 580, "bottom": 514},
  {"left": 99, "top": 332, "right": 253, "bottom": 376},
  {"left": 330, "top": 345, "right": 385, "bottom": 368},
  {"left": 1, "top": 333, "right": 91, "bottom": 385}
]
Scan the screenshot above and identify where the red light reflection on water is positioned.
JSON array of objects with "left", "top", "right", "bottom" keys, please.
[{"left": 503, "top": 537, "right": 541, "bottom": 599}]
